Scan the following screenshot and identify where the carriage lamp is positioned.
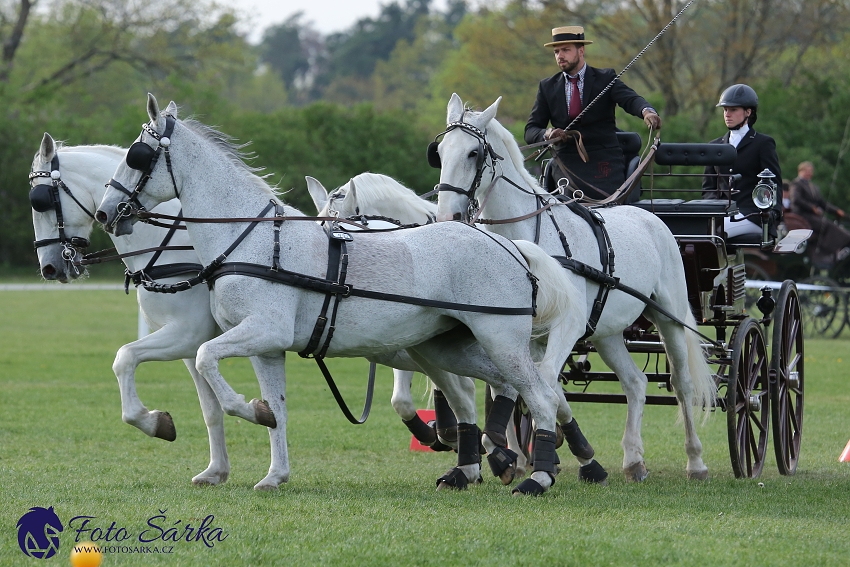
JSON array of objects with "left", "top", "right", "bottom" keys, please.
[
  {"left": 752, "top": 169, "right": 777, "bottom": 246},
  {"left": 752, "top": 169, "right": 777, "bottom": 210}
]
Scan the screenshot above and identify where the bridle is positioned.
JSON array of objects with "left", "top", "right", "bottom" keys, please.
[
  {"left": 430, "top": 114, "right": 568, "bottom": 226},
  {"left": 429, "top": 117, "right": 504, "bottom": 211},
  {"left": 29, "top": 154, "right": 96, "bottom": 262},
  {"left": 104, "top": 115, "right": 178, "bottom": 231}
]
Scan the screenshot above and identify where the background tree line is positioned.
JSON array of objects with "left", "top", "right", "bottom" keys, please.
[{"left": 2, "top": 0, "right": 849, "bottom": 269}]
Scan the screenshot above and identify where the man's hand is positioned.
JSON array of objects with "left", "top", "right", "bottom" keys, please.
[
  {"left": 544, "top": 128, "right": 568, "bottom": 142},
  {"left": 643, "top": 111, "right": 662, "bottom": 130}
]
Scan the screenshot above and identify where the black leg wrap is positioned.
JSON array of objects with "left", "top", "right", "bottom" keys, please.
[
  {"left": 531, "top": 429, "right": 558, "bottom": 477},
  {"left": 436, "top": 468, "right": 470, "bottom": 490},
  {"left": 434, "top": 390, "right": 458, "bottom": 444},
  {"left": 511, "top": 478, "right": 546, "bottom": 496},
  {"left": 402, "top": 414, "right": 437, "bottom": 446},
  {"left": 561, "top": 418, "right": 595, "bottom": 460},
  {"left": 578, "top": 459, "right": 609, "bottom": 484},
  {"left": 486, "top": 446, "right": 518, "bottom": 477},
  {"left": 456, "top": 422, "right": 481, "bottom": 466},
  {"left": 483, "top": 395, "right": 514, "bottom": 448}
]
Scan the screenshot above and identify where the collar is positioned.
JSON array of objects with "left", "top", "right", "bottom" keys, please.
[{"left": 728, "top": 124, "right": 750, "bottom": 148}]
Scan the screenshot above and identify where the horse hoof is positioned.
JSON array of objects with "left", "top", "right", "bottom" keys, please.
[
  {"left": 511, "top": 478, "right": 545, "bottom": 496},
  {"left": 498, "top": 465, "right": 516, "bottom": 485},
  {"left": 192, "top": 470, "right": 229, "bottom": 486},
  {"left": 624, "top": 461, "right": 649, "bottom": 482},
  {"left": 252, "top": 399, "right": 277, "bottom": 428},
  {"left": 153, "top": 411, "right": 176, "bottom": 442},
  {"left": 253, "top": 481, "right": 280, "bottom": 491},
  {"left": 687, "top": 469, "right": 709, "bottom": 481},
  {"left": 578, "top": 460, "right": 609, "bottom": 485}
]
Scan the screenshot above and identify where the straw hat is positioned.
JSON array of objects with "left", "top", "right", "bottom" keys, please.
[{"left": 544, "top": 26, "right": 593, "bottom": 47}]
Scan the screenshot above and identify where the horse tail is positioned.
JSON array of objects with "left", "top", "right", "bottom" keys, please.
[
  {"left": 683, "top": 309, "right": 717, "bottom": 424},
  {"left": 511, "top": 240, "right": 579, "bottom": 336}
]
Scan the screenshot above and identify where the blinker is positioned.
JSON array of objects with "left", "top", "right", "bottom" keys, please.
[
  {"left": 427, "top": 141, "right": 441, "bottom": 169},
  {"left": 126, "top": 141, "right": 157, "bottom": 172},
  {"left": 29, "top": 184, "right": 55, "bottom": 212}
]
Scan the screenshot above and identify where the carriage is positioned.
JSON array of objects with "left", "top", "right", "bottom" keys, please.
[{"left": 519, "top": 135, "right": 808, "bottom": 479}]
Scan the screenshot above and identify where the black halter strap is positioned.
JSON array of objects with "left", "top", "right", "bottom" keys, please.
[{"left": 29, "top": 154, "right": 96, "bottom": 261}]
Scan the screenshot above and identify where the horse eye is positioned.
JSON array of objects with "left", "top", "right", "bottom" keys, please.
[{"left": 468, "top": 150, "right": 478, "bottom": 159}]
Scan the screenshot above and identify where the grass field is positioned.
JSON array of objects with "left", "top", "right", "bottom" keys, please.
[{"left": 1, "top": 285, "right": 849, "bottom": 566}]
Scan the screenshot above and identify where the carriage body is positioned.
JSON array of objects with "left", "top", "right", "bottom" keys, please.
[{"left": 555, "top": 141, "right": 805, "bottom": 478}]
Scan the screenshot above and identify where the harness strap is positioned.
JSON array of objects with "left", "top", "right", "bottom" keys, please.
[
  {"left": 203, "top": 262, "right": 535, "bottom": 315},
  {"left": 313, "top": 357, "right": 376, "bottom": 425},
  {"left": 299, "top": 231, "right": 348, "bottom": 358},
  {"left": 125, "top": 263, "right": 204, "bottom": 294},
  {"left": 552, "top": 256, "right": 720, "bottom": 347}
]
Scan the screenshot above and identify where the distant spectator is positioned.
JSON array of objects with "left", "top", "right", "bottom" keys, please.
[{"left": 790, "top": 161, "right": 850, "bottom": 264}]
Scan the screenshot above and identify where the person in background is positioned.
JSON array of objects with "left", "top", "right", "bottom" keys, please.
[
  {"left": 790, "top": 161, "right": 850, "bottom": 264},
  {"left": 702, "top": 84, "right": 782, "bottom": 239},
  {"left": 524, "top": 26, "right": 661, "bottom": 200}
]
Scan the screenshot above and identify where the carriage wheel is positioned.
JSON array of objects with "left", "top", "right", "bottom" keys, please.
[
  {"left": 799, "top": 276, "right": 845, "bottom": 338},
  {"left": 726, "top": 317, "right": 770, "bottom": 479},
  {"left": 770, "top": 281, "right": 805, "bottom": 475}
]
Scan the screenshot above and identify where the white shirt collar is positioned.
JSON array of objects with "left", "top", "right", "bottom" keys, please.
[{"left": 728, "top": 123, "right": 750, "bottom": 147}]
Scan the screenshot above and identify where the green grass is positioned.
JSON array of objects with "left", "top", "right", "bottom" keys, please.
[{"left": 1, "top": 288, "right": 849, "bottom": 566}]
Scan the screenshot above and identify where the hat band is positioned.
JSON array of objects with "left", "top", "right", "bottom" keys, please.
[{"left": 552, "top": 32, "right": 585, "bottom": 42}]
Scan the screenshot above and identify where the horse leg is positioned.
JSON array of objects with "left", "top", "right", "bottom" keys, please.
[
  {"left": 111, "top": 323, "right": 213, "bottom": 440},
  {"left": 533, "top": 319, "right": 608, "bottom": 484},
  {"left": 406, "top": 349, "right": 481, "bottom": 490},
  {"left": 594, "top": 335, "right": 650, "bottom": 482},
  {"left": 194, "top": 322, "right": 283, "bottom": 428},
  {"left": 184, "top": 358, "right": 230, "bottom": 486},
  {"left": 481, "top": 384, "right": 521, "bottom": 484},
  {"left": 249, "top": 354, "right": 290, "bottom": 490},
  {"left": 653, "top": 315, "right": 713, "bottom": 480},
  {"left": 392, "top": 368, "right": 437, "bottom": 446}
]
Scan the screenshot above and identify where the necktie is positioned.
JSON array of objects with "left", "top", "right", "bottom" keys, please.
[{"left": 568, "top": 76, "right": 581, "bottom": 120}]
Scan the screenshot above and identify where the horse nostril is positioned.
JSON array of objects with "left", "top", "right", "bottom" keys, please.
[
  {"left": 41, "top": 264, "right": 57, "bottom": 280},
  {"left": 95, "top": 210, "right": 108, "bottom": 224},
  {"left": 452, "top": 213, "right": 462, "bottom": 221}
]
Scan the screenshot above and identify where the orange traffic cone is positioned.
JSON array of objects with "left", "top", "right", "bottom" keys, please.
[{"left": 840, "top": 439, "right": 850, "bottom": 463}]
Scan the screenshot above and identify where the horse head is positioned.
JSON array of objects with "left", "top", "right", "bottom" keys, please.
[
  {"left": 435, "top": 94, "right": 503, "bottom": 222},
  {"left": 97, "top": 93, "right": 180, "bottom": 236},
  {"left": 29, "top": 133, "right": 107, "bottom": 281}
]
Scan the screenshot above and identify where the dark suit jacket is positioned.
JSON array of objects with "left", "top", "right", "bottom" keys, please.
[
  {"left": 790, "top": 177, "right": 840, "bottom": 221},
  {"left": 702, "top": 129, "right": 782, "bottom": 224},
  {"left": 524, "top": 66, "right": 651, "bottom": 151}
]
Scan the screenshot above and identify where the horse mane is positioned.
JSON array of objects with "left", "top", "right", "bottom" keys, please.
[
  {"left": 348, "top": 173, "right": 436, "bottom": 217},
  {"left": 180, "top": 118, "right": 280, "bottom": 199},
  {"left": 465, "top": 110, "right": 545, "bottom": 194}
]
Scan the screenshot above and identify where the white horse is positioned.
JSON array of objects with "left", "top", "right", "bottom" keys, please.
[
  {"left": 434, "top": 94, "right": 717, "bottom": 481},
  {"left": 306, "top": 173, "right": 531, "bottom": 479},
  {"left": 28, "top": 135, "right": 232, "bottom": 485},
  {"left": 96, "top": 94, "right": 581, "bottom": 494}
]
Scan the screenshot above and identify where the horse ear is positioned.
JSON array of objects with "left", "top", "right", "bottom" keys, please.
[
  {"left": 479, "top": 96, "right": 502, "bottom": 126},
  {"left": 39, "top": 132, "right": 56, "bottom": 163},
  {"left": 146, "top": 93, "right": 166, "bottom": 130},
  {"left": 447, "top": 93, "right": 464, "bottom": 124},
  {"left": 165, "top": 101, "right": 178, "bottom": 118},
  {"left": 305, "top": 176, "right": 328, "bottom": 212},
  {"left": 348, "top": 178, "right": 357, "bottom": 202}
]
